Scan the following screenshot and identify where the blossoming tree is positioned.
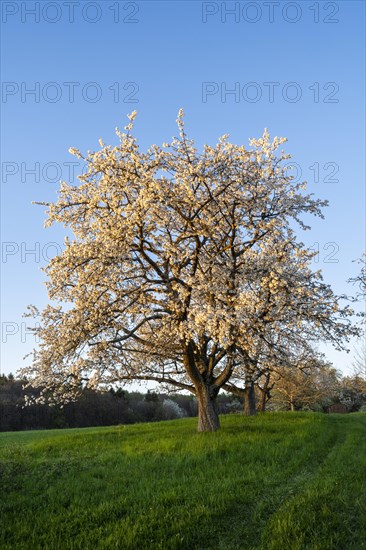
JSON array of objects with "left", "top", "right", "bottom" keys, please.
[
  {"left": 222, "top": 241, "right": 357, "bottom": 414},
  {"left": 21, "top": 111, "right": 355, "bottom": 431}
]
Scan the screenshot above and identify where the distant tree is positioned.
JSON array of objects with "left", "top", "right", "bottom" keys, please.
[
  {"left": 161, "top": 398, "right": 186, "bottom": 419},
  {"left": 353, "top": 342, "right": 366, "bottom": 380},
  {"left": 337, "top": 375, "right": 366, "bottom": 412},
  {"left": 224, "top": 329, "right": 347, "bottom": 415},
  {"left": 145, "top": 390, "right": 160, "bottom": 403},
  {"left": 348, "top": 253, "right": 366, "bottom": 385},
  {"left": 349, "top": 253, "right": 366, "bottom": 301},
  {"left": 268, "top": 358, "right": 340, "bottom": 412},
  {"left": 20, "top": 111, "right": 356, "bottom": 431}
]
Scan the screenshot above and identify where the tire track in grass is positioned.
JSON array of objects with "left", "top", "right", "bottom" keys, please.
[
  {"left": 184, "top": 414, "right": 340, "bottom": 550},
  {"left": 260, "top": 414, "right": 366, "bottom": 550}
]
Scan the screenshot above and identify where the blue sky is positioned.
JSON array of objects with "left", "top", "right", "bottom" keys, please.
[{"left": 1, "top": 0, "right": 365, "bottom": 377}]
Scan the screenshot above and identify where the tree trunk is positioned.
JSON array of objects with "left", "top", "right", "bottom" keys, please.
[
  {"left": 259, "top": 388, "right": 267, "bottom": 412},
  {"left": 196, "top": 385, "right": 220, "bottom": 432},
  {"left": 244, "top": 382, "right": 256, "bottom": 416},
  {"left": 258, "top": 374, "right": 271, "bottom": 413}
]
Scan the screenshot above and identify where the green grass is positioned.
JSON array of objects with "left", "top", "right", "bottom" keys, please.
[{"left": 1, "top": 413, "right": 365, "bottom": 550}]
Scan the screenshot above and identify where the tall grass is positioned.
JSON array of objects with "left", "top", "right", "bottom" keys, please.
[{"left": 1, "top": 413, "right": 365, "bottom": 549}]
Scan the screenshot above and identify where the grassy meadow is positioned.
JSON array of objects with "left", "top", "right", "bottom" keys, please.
[{"left": 1, "top": 412, "right": 365, "bottom": 549}]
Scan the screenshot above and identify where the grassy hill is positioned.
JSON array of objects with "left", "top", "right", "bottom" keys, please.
[{"left": 1, "top": 412, "right": 365, "bottom": 549}]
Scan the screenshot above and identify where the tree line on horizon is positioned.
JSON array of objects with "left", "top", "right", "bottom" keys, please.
[{"left": 1, "top": 364, "right": 365, "bottom": 432}]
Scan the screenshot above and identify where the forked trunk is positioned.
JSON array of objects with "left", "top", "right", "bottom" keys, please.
[
  {"left": 244, "top": 382, "right": 256, "bottom": 416},
  {"left": 196, "top": 385, "right": 220, "bottom": 432}
]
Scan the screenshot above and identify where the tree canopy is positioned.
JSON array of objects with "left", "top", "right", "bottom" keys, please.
[{"left": 21, "top": 111, "right": 356, "bottom": 431}]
